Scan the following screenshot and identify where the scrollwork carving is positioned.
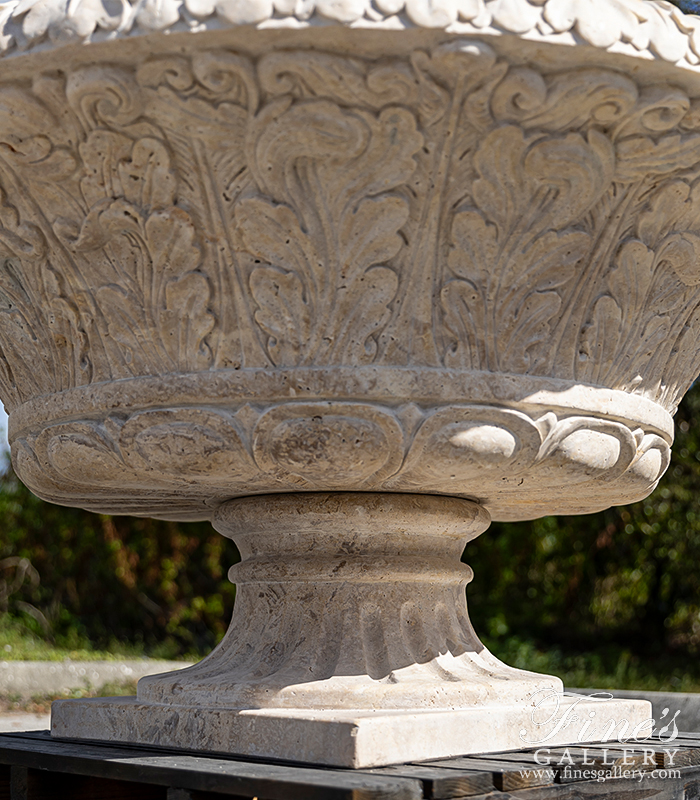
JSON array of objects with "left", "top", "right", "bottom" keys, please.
[
  {"left": 0, "top": 48, "right": 700, "bottom": 417},
  {"left": 9, "top": 395, "right": 673, "bottom": 520},
  {"left": 0, "top": 44, "right": 697, "bottom": 521}
]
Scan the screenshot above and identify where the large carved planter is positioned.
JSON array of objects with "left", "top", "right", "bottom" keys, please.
[{"left": 1, "top": 0, "right": 699, "bottom": 766}]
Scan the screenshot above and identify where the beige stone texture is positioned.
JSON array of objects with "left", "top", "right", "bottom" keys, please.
[
  {"left": 3, "top": 30, "right": 700, "bottom": 521},
  {"left": 142, "top": 494, "right": 547, "bottom": 712},
  {"left": 0, "top": 0, "right": 693, "bottom": 766},
  {"left": 51, "top": 695, "right": 654, "bottom": 768}
]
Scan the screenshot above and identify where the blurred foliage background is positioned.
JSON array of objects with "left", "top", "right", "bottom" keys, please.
[{"left": 1, "top": 386, "right": 700, "bottom": 689}]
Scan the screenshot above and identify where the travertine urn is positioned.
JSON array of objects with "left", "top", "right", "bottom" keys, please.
[{"left": 1, "top": 0, "right": 699, "bottom": 767}]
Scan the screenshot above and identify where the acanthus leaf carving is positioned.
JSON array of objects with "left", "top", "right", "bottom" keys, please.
[
  {"left": 441, "top": 124, "right": 608, "bottom": 373},
  {"left": 61, "top": 132, "right": 215, "bottom": 377},
  {"left": 239, "top": 100, "right": 418, "bottom": 366},
  {"left": 0, "top": 48, "right": 699, "bottom": 418}
]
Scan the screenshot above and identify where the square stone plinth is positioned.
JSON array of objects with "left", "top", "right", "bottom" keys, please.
[{"left": 51, "top": 696, "right": 653, "bottom": 768}]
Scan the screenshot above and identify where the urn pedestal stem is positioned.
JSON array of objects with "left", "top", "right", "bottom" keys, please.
[
  {"left": 139, "top": 492, "right": 557, "bottom": 710},
  {"left": 51, "top": 492, "right": 653, "bottom": 767}
]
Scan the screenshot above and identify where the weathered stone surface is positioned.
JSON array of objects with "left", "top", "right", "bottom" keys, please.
[
  {"left": 3, "top": 36, "right": 700, "bottom": 519},
  {"left": 51, "top": 695, "right": 654, "bottom": 768},
  {"left": 142, "top": 493, "right": 539, "bottom": 711},
  {"left": 52, "top": 493, "right": 654, "bottom": 764},
  {"left": 0, "top": 5, "right": 693, "bottom": 766}
]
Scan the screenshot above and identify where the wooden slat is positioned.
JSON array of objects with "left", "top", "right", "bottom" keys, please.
[
  {"left": 167, "top": 791, "right": 254, "bottom": 800},
  {"left": 462, "top": 770, "right": 696, "bottom": 800},
  {"left": 1, "top": 729, "right": 699, "bottom": 800},
  {"left": 361, "top": 765, "right": 494, "bottom": 798},
  {"left": 414, "top": 758, "right": 556, "bottom": 791},
  {"left": 0, "top": 734, "right": 421, "bottom": 800},
  {"left": 595, "top": 738, "right": 700, "bottom": 767},
  {"left": 469, "top": 747, "right": 650, "bottom": 784},
  {"left": 9, "top": 767, "right": 166, "bottom": 800},
  {"left": 510, "top": 772, "right": 688, "bottom": 800}
]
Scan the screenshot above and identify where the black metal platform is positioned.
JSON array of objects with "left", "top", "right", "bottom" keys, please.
[{"left": 1, "top": 730, "right": 700, "bottom": 800}]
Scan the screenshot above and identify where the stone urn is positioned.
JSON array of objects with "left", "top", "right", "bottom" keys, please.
[{"left": 0, "top": 0, "right": 699, "bottom": 767}]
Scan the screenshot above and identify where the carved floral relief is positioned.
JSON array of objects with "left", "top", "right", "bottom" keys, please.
[
  {"left": 0, "top": 45, "right": 699, "bottom": 517},
  {"left": 1, "top": 47, "right": 700, "bottom": 412}
]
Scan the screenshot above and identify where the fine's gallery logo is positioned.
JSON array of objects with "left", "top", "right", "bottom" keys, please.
[{"left": 519, "top": 689, "right": 680, "bottom": 746}]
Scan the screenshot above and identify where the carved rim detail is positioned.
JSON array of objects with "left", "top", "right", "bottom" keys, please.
[
  {"left": 1, "top": 0, "right": 700, "bottom": 76},
  {"left": 8, "top": 369, "right": 674, "bottom": 442},
  {"left": 10, "top": 385, "right": 673, "bottom": 522}
]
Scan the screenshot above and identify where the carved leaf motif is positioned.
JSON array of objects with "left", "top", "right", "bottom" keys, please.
[
  {"left": 132, "top": 54, "right": 259, "bottom": 370},
  {"left": 119, "top": 138, "right": 176, "bottom": 211},
  {"left": 656, "top": 233, "right": 700, "bottom": 287},
  {"left": 443, "top": 126, "right": 603, "bottom": 372},
  {"left": 491, "top": 67, "right": 638, "bottom": 132},
  {"left": 96, "top": 205, "right": 212, "bottom": 373},
  {"left": 249, "top": 264, "right": 312, "bottom": 366},
  {"left": 441, "top": 279, "right": 485, "bottom": 370},
  {"left": 161, "top": 273, "right": 214, "bottom": 371},
  {"left": 442, "top": 210, "right": 493, "bottom": 369},
  {"left": 636, "top": 181, "right": 700, "bottom": 287},
  {"left": 0, "top": 85, "right": 77, "bottom": 181},
  {"left": 501, "top": 235, "right": 588, "bottom": 373},
  {"left": 637, "top": 180, "right": 693, "bottom": 246},
  {"left": 524, "top": 130, "right": 614, "bottom": 230},
  {"left": 579, "top": 232, "right": 688, "bottom": 391},
  {"left": 148, "top": 209, "right": 214, "bottom": 369},
  {"left": 257, "top": 51, "right": 419, "bottom": 111},
  {"left": 240, "top": 101, "right": 418, "bottom": 365},
  {"left": 239, "top": 199, "right": 315, "bottom": 365},
  {"left": 575, "top": 169, "right": 700, "bottom": 394},
  {"left": 659, "top": 302, "right": 700, "bottom": 410},
  {"left": 615, "top": 135, "right": 700, "bottom": 183},
  {"left": 43, "top": 265, "right": 92, "bottom": 389},
  {"left": 471, "top": 126, "right": 528, "bottom": 231},
  {"left": 0, "top": 186, "right": 92, "bottom": 407},
  {"left": 609, "top": 240, "right": 654, "bottom": 323},
  {"left": 332, "top": 266, "right": 399, "bottom": 363},
  {"left": 95, "top": 283, "right": 153, "bottom": 373},
  {"left": 575, "top": 242, "right": 644, "bottom": 389},
  {"left": 0, "top": 265, "right": 52, "bottom": 406},
  {"left": 579, "top": 295, "right": 623, "bottom": 385},
  {"left": 69, "top": 135, "right": 214, "bottom": 376},
  {"left": 612, "top": 86, "right": 689, "bottom": 141}
]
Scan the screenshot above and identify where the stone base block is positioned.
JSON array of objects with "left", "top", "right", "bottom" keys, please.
[{"left": 51, "top": 696, "right": 653, "bottom": 768}]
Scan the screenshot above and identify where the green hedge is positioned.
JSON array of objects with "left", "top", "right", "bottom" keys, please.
[
  {"left": 0, "top": 472, "right": 238, "bottom": 657},
  {"left": 466, "top": 384, "right": 700, "bottom": 680}
]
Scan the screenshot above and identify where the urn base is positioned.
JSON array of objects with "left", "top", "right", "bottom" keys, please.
[
  {"left": 50, "top": 695, "right": 653, "bottom": 768},
  {"left": 51, "top": 492, "right": 652, "bottom": 766}
]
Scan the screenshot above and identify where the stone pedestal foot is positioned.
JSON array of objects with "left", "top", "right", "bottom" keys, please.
[{"left": 51, "top": 494, "right": 652, "bottom": 766}]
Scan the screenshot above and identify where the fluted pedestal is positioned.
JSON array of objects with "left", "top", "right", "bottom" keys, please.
[
  {"left": 52, "top": 494, "right": 651, "bottom": 766},
  {"left": 2, "top": 0, "right": 698, "bottom": 765}
]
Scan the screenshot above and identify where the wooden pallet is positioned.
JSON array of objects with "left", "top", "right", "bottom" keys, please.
[{"left": 0, "top": 730, "right": 699, "bottom": 800}]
